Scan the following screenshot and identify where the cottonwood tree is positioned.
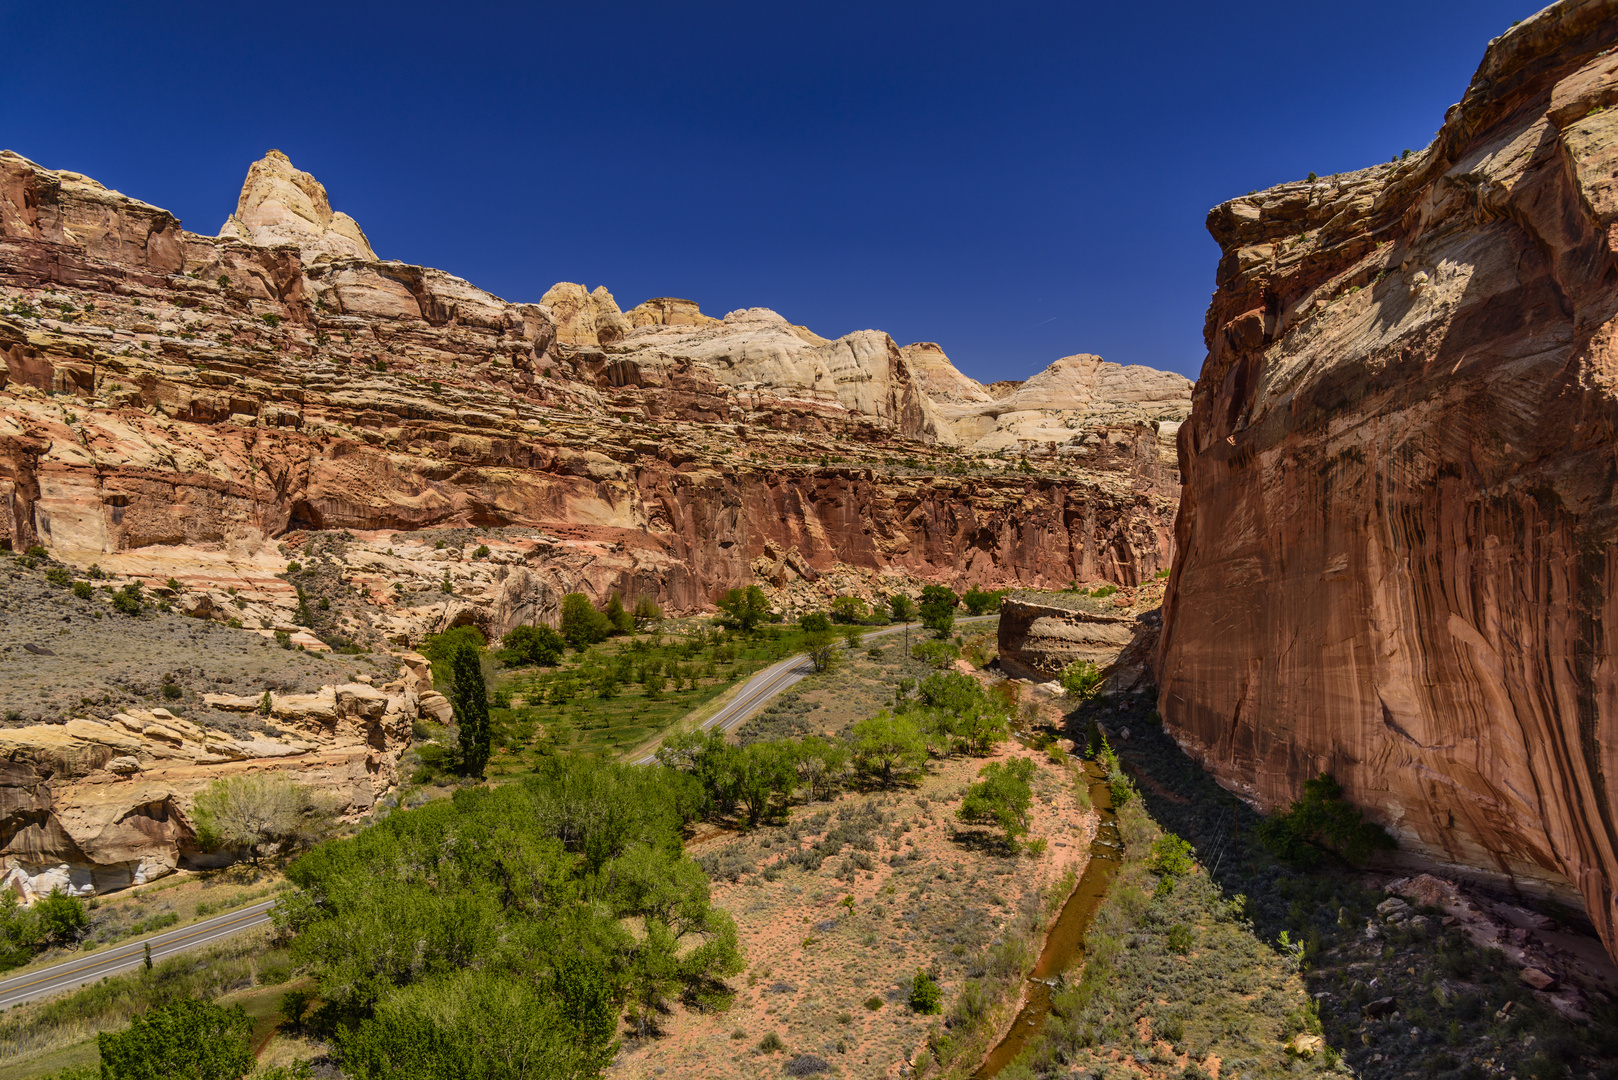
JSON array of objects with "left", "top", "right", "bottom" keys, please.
[
  {"left": 191, "top": 774, "right": 332, "bottom": 864},
  {"left": 98, "top": 997, "right": 255, "bottom": 1080},
  {"left": 804, "top": 630, "right": 840, "bottom": 673},
  {"left": 718, "top": 585, "right": 770, "bottom": 633},
  {"left": 849, "top": 712, "right": 928, "bottom": 787},
  {"left": 918, "top": 585, "right": 959, "bottom": 638},
  {"left": 559, "top": 592, "right": 613, "bottom": 649},
  {"left": 793, "top": 736, "right": 848, "bottom": 803},
  {"left": 958, "top": 756, "right": 1036, "bottom": 850}
]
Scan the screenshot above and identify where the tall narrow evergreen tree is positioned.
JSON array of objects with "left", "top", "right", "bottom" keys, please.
[{"left": 450, "top": 641, "right": 490, "bottom": 778}]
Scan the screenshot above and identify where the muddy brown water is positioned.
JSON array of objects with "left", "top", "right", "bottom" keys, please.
[{"left": 975, "top": 760, "right": 1122, "bottom": 1077}]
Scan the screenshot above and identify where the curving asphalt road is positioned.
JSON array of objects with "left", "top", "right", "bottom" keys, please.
[
  {"left": 0, "top": 899, "right": 279, "bottom": 1009},
  {"left": 633, "top": 615, "right": 997, "bottom": 764},
  {"left": 5, "top": 615, "right": 998, "bottom": 1009}
]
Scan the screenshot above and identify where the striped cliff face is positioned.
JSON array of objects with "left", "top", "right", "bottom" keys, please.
[
  {"left": 0, "top": 149, "right": 1181, "bottom": 611},
  {"left": 1159, "top": 0, "right": 1618, "bottom": 961}
]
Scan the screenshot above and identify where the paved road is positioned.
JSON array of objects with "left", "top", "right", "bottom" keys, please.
[
  {"left": 5, "top": 615, "right": 999, "bottom": 1007},
  {"left": 0, "top": 899, "right": 279, "bottom": 1010},
  {"left": 633, "top": 615, "right": 997, "bottom": 764}
]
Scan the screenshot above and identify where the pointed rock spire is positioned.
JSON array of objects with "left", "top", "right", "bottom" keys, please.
[{"left": 218, "top": 149, "right": 375, "bottom": 260}]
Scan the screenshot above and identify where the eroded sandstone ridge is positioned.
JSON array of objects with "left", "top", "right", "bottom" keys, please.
[
  {"left": 1159, "top": 0, "right": 1618, "bottom": 958},
  {"left": 0, "top": 147, "right": 1187, "bottom": 607}
]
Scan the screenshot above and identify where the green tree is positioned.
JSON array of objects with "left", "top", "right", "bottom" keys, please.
[
  {"left": 829, "top": 596, "right": 869, "bottom": 624},
  {"left": 911, "top": 639, "right": 959, "bottom": 670},
  {"left": 1257, "top": 773, "right": 1397, "bottom": 866},
  {"left": 1148, "top": 833, "right": 1195, "bottom": 878},
  {"left": 733, "top": 741, "right": 799, "bottom": 826},
  {"left": 888, "top": 594, "right": 916, "bottom": 622},
  {"left": 632, "top": 595, "right": 663, "bottom": 628},
  {"left": 798, "top": 611, "right": 831, "bottom": 633},
  {"left": 337, "top": 969, "right": 614, "bottom": 1080},
  {"left": 603, "top": 594, "right": 634, "bottom": 635},
  {"left": 1097, "top": 733, "right": 1132, "bottom": 806},
  {"left": 804, "top": 630, "right": 840, "bottom": 674},
  {"left": 717, "top": 586, "right": 770, "bottom": 633},
  {"left": 559, "top": 593, "right": 613, "bottom": 650},
  {"left": 34, "top": 889, "right": 88, "bottom": 945},
  {"left": 849, "top": 713, "right": 928, "bottom": 788},
  {"left": 292, "top": 587, "right": 314, "bottom": 627},
  {"left": 918, "top": 585, "right": 959, "bottom": 638},
  {"left": 958, "top": 757, "right": 1036, "bottom": 850},
  {"left": 916, "top": 671, "right": 1007, "bottom": 755},
  {"left": 451, "top": 641, "right": 491, "bottom": 778},
  {"left": 961, "top": 587, "right": 1008, "bottom": 616},
  {"left": 280, "top": 756, "right": 733, "bottom": 1072},
  {"left": 421, "top": 625, "right": 487, "bottom": 688},
  {"left": 791, "top": 736, "right": 848, "bottom": 804},
  {"left": 97, "top": 997, "right": 254, "bottom": 1080},
  {"left": 908, "top": 968, "right": 942, "bottom": 1014},
  {"left": 499, "top": 624, "right": 565, "bottom": 667}
]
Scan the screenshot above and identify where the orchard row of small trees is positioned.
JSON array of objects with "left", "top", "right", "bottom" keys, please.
[{"left": 655, "top": 664, "right": 1020, "bottom": 825}]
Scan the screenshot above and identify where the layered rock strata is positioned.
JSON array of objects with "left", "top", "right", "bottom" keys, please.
[
  {"left": 1159, "top": 0, "right": 1618, "bottom": 959},
  {"left": 0, "top": 148, "right": 1184, "bottom": 603}
]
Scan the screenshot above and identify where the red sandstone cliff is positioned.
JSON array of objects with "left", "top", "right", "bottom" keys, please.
[
  {"left": 0, "top": 148, "right": 1183, "bottom": 620},
  {"left": 1159, "top": 0, "right": 1618, "bottom": 959}
]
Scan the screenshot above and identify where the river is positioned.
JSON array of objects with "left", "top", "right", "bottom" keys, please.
[{"left": 974, "top": 759, "right": 1122, "bottom": 1077}]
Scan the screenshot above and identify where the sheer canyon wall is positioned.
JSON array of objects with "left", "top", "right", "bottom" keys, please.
[{"left": 1159, "top": 0, "right": 1618, "bottom": 959}]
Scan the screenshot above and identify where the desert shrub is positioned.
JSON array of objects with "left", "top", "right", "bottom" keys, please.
[
  {"left": 1060, "top": 659, "right": 1104, "bottom": 700},
  {"left": 909, "top": 968, "right": 942, "bottom": 1013},
  {"left": 1167, "top": 924, "right": 1193, "bottom": 954},
  {"left": 110, "top": 581, "right": 145, "bottom": 616},
  {"left": 911, "top": 639, "right": 959, "bottom": 669},
  {"left": 72, "top": 580, "right": 93, "bottom": 600},
  {"left": 785, "top": 1054, "right": 830, "bottom": 1076},
  {"left": 758, "top": 1031, "right": 785, "bottom": 1053},
  {"left": 45, "top": 566, "right": 73, "bottom": 587}
]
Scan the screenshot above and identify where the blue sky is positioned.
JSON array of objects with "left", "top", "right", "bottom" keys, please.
[{"left": 2, "top": 0, "right": 1533, "bottom": 382}]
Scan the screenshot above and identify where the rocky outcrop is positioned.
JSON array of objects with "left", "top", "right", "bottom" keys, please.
[
  {"left": 0, "top": 149, "right": 1184, "bottom": 603},
  {"left": 217, "top": 149, "right": 375, "bottom": 261},
  {"left": 997, "top": 594, "right": 1163, "bottom": 697},
  {"left": 997, "top": 597, "right": 1137, "bottom": 681},
  {"left": 0, "top": 684, "right": 417, "bottom": 900},
  {"left": 1159, "top": 0, "right": 1618, "bottom": 959}
]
